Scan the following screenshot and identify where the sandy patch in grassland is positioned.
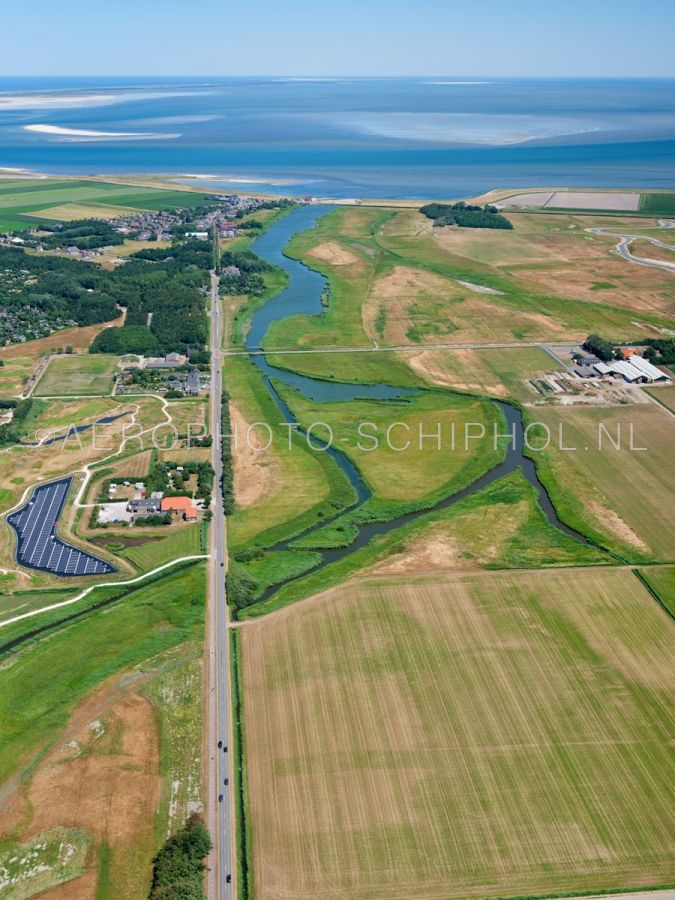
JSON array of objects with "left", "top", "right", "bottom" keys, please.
[
  {"left": 0, "top": 314, "right": 124, "bottom": 360},
  {"left": 513, "top": 257, "right": 675, "bottom": 319},
  {"left": 307, "top": 241, "right": 361, "bottom": 267},
  {"left": 585, "top": 500, "right": 650, "bottom": 553},
  {"left": 545, "top": 191, "right": 641, "bottom": 211},
  {"left": 231, "top": 402, "right": 277, "bottom": 508},
  {"left": 0, "top": 675, "right": 160, "bottom": 899},
  {"left": 406, "top": 348, "right": 509, "bottom": 396},
  {"left": 241, "top": 567, "right": 675, "bottom": 900},
  {"left": 367, "top": 500, "right": 528, "bottom": 576}
]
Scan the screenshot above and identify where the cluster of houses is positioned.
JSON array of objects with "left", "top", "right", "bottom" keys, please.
[
  {"left": 573, "top": 348, "right": 672, "bottom": 384},
  {"left": 113, "top": 210, "right": 180, "bottom": 242},
  {"left": 98, "top": 477, "right": 200, "bottom": 526}
]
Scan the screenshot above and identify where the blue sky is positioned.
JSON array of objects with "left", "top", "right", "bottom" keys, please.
[{"left": 2, "top": 0, "right": 674, "bottom": 77}]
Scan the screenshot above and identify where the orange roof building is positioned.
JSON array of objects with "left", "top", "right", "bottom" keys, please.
[{"left": 161, "top": 496, "right": 198, "bottom": 520}]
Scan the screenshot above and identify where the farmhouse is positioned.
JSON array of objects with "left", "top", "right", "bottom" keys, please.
[
  {"left": 127, "top": 498, "right": 162, "bottom": 515},
  {"left": 145, "top": 352, "right": 187, "bottom": 370},
  {"left": 161, "top": 496, "right": 198, "bottom": 521}
]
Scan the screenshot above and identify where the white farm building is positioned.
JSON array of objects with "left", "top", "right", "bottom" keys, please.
[{"left": 592, "top": 356, "right": 671, "bottom": 384}]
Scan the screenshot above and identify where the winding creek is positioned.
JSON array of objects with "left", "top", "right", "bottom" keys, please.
[{"left": 242, "top": 206, "right": 593, "bottom": 604}]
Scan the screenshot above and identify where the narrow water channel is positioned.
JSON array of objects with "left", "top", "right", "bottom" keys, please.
[{"left": 243, "top": 205, "right": 592, "bottom": 602}]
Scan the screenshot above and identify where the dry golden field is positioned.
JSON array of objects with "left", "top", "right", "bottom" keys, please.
[
  {"left": 239, "top": 568, "right": 675, "bottom": 900},
  {"left": 531, "top": 404, "right": 675, "bottom": 560}
]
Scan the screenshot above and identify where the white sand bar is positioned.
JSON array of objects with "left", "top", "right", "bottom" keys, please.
[{"left": 546, "top": 191, "right": 641, "bottom": 211}]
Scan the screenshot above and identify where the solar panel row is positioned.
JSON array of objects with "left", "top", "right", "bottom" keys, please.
[{"left": 7, "top": 477, "right": 116, "bottom": 577}]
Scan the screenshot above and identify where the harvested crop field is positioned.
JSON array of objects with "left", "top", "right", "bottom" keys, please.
[
  {"left": 239, "top": 568, "right": 675, "bottom": 900},
  {"left": 406, "top": 345, "right": 559, "bottom": 401},
  {"left": 545, "top": 191, "right": 641, "bottom": 211},
  {"left": 531, "top": 404, "right": 675, "bottom": 560}
]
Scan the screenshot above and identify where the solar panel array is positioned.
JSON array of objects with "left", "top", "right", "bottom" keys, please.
[{"left": 7, "top": 477, "right": 116, "bottom": 577}]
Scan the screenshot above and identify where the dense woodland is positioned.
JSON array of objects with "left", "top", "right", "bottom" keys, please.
[
  {"left": 644, "top": 338, "right": 675, "bottom": 365},
  {"left": 420, "top": 201, "right": 513, "bottom": 229},
  {"left": 90, "top": 240, "right": 212, "bottom": 355},
  {"left": 0, "top": 247, "right": 118, "bottom": 343},
  {"left": 37, "top": 219, "right": 125, "bottom": 250}
]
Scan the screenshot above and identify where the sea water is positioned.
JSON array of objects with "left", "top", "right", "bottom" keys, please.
[{"left": 1, "top": 76, "right": 674, "bottom": 198}]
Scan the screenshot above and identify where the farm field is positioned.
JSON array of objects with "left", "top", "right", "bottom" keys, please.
[
  {"left": 119, "top": 522, "right": 204, "bottom": 571},
  {"left": 640, "top": 565, "right": 675, "bottom": 615},
  {"left": 0, "top": 356, "right": 35, "bottom": 397},
  {"left": 405, "top": 345, "right": 561, "bottom": 401},
  {"left": 646, "top": 386, "right": 675, "bottom": 414},
  {"left": 0, "top": 178, "right": 213, "bottom": 230},
  {"left": 530, "top": 404, "right": 675, "bottom": 560},
  {"left": 0, "top": 563, "right": 205, "bottom": 898},
  {"left": 239, "top": 566, "right": 675, "bottom": 900},
  {"left": 640, "top": 192, "right": 675, "bottom": 216},
  {"left": 34, "top": 353, "right": 117, "bottom": 396}
]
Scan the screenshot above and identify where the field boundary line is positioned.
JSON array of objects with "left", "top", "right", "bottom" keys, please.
[{"left": 632, "top": 569, "right": 675, "bottom": 623}]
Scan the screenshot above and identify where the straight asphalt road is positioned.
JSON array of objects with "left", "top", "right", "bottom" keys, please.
[{"left": 206, "top": 269, "right": 235, "bottom": 898}]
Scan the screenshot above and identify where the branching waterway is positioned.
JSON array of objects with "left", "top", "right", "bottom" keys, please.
[{"left": 241, "top": 206, "right": 592, "bottom": 605}]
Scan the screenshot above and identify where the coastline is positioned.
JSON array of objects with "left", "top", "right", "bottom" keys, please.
[{"left": 2, "top": 168, "right": 675, "bottom": 209}]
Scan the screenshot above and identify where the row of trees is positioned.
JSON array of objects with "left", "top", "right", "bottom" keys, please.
[
  {"left": 221, "top": 389, "right": 235, "bottom": 515},
  {"left": 420, "top": 201, "right": 513, "bottom": 230}
]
